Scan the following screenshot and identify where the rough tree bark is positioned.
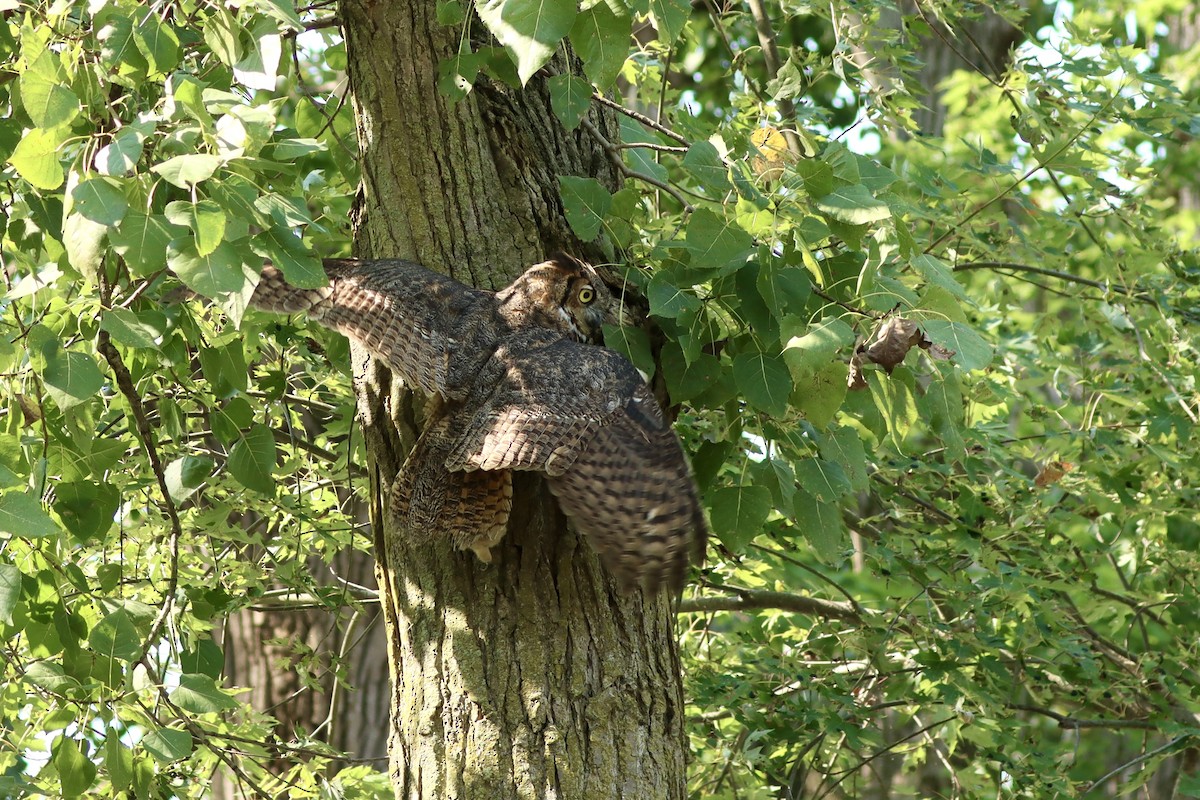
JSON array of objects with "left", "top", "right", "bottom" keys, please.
[{"left": 339, "top": 3, "right": 688, "bottom": 798}]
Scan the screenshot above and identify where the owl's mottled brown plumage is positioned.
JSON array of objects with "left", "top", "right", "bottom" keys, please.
[{"left": 250, "top": 254, "right": 707, "bottom": 592}]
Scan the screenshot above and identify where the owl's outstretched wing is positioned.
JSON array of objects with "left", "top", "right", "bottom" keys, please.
[
  {"left": 251, "top": 259, "right": 490, "bottom": 397},
  {"left": 444, "top": 336, "right": 708, "bottom": 591}
]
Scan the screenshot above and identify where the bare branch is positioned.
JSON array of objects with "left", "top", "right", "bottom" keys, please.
[
  {"left": 591, "top": 92, "right": 692, "bottom": 146},
  {"left": 678, "top": 588, "right": 867, "bottom": 623}
]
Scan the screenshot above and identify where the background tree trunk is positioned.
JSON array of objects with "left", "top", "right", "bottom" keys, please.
[{"left": 339, "top": 3, "right": 688, "bottom": 798}]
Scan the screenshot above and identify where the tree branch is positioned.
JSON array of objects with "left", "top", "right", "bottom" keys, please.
[
  {"left": 1007, "top": 703, "right": 1159, "bottom": 731},
  {"left": 591, "top": 92, "right": 692, "bottom": 146},
  {"left": 96, "top": 329, "right": 183, "bottom": 658},
  {"left": 678, "top": 588, "right": 867, "bottom": 623}
]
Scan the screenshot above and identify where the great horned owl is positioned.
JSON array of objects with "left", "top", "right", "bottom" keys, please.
[{"left": 250, "top": 253, "right": 707, "bottom": 592}]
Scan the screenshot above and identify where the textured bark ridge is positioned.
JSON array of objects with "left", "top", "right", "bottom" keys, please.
[{"left": 341, "top": 3, "right": 687, "bottom": 797}]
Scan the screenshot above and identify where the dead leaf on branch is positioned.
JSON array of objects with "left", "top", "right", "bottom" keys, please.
[
  {"left": 846, "top": 316, "right": 956, "bottom": 390},
  {"left": 1034, "top": 460, "right": 1074, "bottom": 488}
]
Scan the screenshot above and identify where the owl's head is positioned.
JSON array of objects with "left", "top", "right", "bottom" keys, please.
[{"left": 499, "top": 253, "right": 619, "bottom": 344}]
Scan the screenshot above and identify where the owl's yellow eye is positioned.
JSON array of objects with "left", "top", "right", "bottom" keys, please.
[{"left": 578, "top": 285, "right": 595, "bottom": 304}]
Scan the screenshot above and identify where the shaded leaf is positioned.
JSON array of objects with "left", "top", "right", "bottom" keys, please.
[
  {"left": 548, "top": 73, "right": 592, "bottom": 131},
  {"left": 732, "top": 350, "right": 792, "bottom": 418},
  {"left": 228, "top": 424, "right": 277, "bottom": 495},
  {"left": 53, "top": 737, "right": 96, "bottom": 797},
  {"left": 570, "top": 3, "right": 629, "bottom": 89},
  {"left": 709, "top": 485, "right": 773, "bottom": 553},
  {"left": 0, "top": 563, "right": 22, "bottom": 623},
  {"left": 793, "top": 489, "right": 846, "bottom": 561},
  {"left": 42, "top": 351, "right": 105, "bottom": 410},
  {"left": 559, "top": 175, "right": 612, "bottom": 241},
  {"left": 89, "top": 608, "right": 142, "bottom": 662},
  {"left": 683, "top": 141, "right": 731, "bottom": 194},
  {"left": 687, "top": 208, "right": 753, "bottom": 274},
  {"left": 142, "top": 728, "right": 193, "bottom": 764},
  {"left": 171, "top": 674, "right": 240, "bottom": 714}
]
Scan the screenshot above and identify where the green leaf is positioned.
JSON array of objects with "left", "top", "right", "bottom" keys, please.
[
  {"left": 88, "top": 608, "right": 142, "bottom": 662},
  {"left": 255, "top": 226, "right": 326, "bottom": 289},
  {"left": 795, "top": 359, "right": 847, "bottom": 428},
  {"left": 202, "top": 7, "right": 242, "bottom": 67},
  {"left": 0, "top": 563, "right": 22, "bottom": 624},
  {"left": 569, "top": 3, "right": 629, "bottom": 90},
  {"left": 819, "top": 426, "right": 868, "bottom": 493},
  {"left": 911, "top": 254, "right": 969, "bottom": 301},
  {"left": 166, "top": 199, "right": 226, "bottom": 257},
  {"left": 647, "top": 273, "right": 702, "bottom": 320},
  {"left": 142, "top": 728, "right": 193, "bottom": 764},
  {"left": 25, "top": 661, "right": 83, "bottom": 695},
  {"left": 548, "top": 73, "right": 592, "bottom": 131},
  {"left": 151, "top": 153, "right": 222, "bottom": 189},
  {"left": 686, "top": 208, "right": 753, "bottom": 274},
  {"left": 110, "top": 213, "right": 185, "bottom": 277},
  {"left": 165, "top": 456, "right": 214, "bottom": 503},
  {"left": 8, "top": 127, "right": 67, "bottom": 190},
  {"left": 782, "top": 317, "right": 855, "bottom": 380},
  {"left": 603, "top": 324, "right": 656, "bottom": 379},
  {"left": 170, "top": 673, "right": 240, "bottom": 713},
  {"left": 101, "top": 308, "right": 164, "bottom": 349},
  {"left": 921, "top": 320, "right": 993, "bottom": 371},
  {"left": 228, "top": 424, "right": 277, "bottom": 495},
  {"left": 709, "top": 485, "right": 773, "bottom": 553},
  {"left": 52, "top": 737, "right": 96, "bottom": 797},
  {"left": 233, "top": 18, "right": 283, "bottom": 90},
  {"left": 649, "top": 0, "right": 690, "bottom": 44},
  {"left": 20, "top": 52, "right": 80, "bottom": 129},
  {"left": 105, "top": 736, "right": 134, "bottom": 794},
  {"left": 792, "top": 489, "right": 846, "bottom": 561},
  {"left": 63, "top": 211, "right": 108, "bottom": 280},
  {"left": 51, "top": 481, "right": 118, "bottom": 543},
  {"left": 814, "top": 184, "right": 891, "bottom": 224},
  {"left": 559, "top": 175, "right": 612, "bottom": 241},
  {"left": 732, "top": 350, "right": 792, "bottom": 418},
  {"left": 682, "top": 141, "right": 731, "bottom": 195},
  {"left": 757, "top": 261, "right": 811, "bottom": 320},
  {"left": 793, "top": 458, "right": 853, "bottom": 502},
  {"left": 133, "top": 14, "right": 181, "bottom": 75},
  {"left": 199, "top": 344, "right": 249, "bottom": 397},
  {"left": 72, "top": 178, "right": 128, "bottom": 226},
  {"left": 169, "top": 240, "right": 252, "bottom": 298},
  {"left": 42, "top": 351, "right": 105, "bottom": 410},
  {"left": 477, "top": 0, "right": 577, "bottom": 84}
]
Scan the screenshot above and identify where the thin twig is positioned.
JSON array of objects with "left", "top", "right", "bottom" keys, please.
[
  {"left": 591, "top": 92, "right": 691, "bottom": 146},
  {"left": 580, "top": 116, "right": 697, "bottom": 212},
  {"left": 1082, "top": 735, "right": 1191, "bottom": 795}
]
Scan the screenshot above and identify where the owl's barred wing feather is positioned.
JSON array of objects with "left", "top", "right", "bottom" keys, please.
[
  {"left": 445, "top": 337, "right": 708, "bottom": 590},
  {"left": 251, "top": 259, "right": 488, "bottom": 397}
]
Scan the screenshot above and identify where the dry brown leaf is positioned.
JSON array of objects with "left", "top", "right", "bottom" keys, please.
[{"left": 1034, "top": 460, "right": 1074, "bottom": 488}]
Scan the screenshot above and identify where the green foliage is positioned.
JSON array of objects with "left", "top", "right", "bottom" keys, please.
[
  {"left": 3, "top": 0, "right": 1200, "bottom": 798},
  {"left": 1, "top": 1, "right": 364, "bottom": 796}
]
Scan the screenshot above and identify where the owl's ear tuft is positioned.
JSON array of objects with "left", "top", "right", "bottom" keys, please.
[{"left": 546, "top": 252, "right": 588, "bottom": 274}]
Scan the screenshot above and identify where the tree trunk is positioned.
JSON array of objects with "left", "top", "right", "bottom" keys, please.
[{"left": 340, "top": 3, "right": 688, "bottom": 798}]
